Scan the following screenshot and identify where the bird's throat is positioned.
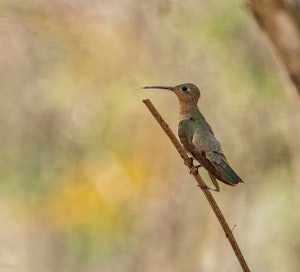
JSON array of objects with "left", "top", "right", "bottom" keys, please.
[{"left": 179, "top": 102, "right": 199, "bottom": 121}]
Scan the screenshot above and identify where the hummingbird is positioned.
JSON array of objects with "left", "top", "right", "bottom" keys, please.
[{"left": 143, "top": 83, "right": 244, "bottom": 192}]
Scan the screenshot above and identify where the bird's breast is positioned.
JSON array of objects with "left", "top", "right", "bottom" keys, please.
[
  {"left": 178, "top": 118, "right": 198, "bottom": 151},
  {"left": 179, "top": 118, "right": 221, "bottom": 153}
]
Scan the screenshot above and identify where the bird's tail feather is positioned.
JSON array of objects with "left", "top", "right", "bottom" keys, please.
[
  {"left": 217, "top": 160, "right": 244, "bottom": 184},
  {"left": 208, "top": 172, "right": 220, "bottom": 192}
]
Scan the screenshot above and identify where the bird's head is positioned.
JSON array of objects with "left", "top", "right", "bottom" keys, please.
[{"left": 143, "top": 83, "right": 201, "bottom": 105}]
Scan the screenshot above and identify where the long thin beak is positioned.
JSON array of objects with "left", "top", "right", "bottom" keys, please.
[{"left": 142, "top": 86, "right": 175, "bottom": 91}]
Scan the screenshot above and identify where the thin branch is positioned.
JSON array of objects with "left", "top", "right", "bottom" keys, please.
[{"left": 143, "top": 99, "right": 251, "bottom": 272}]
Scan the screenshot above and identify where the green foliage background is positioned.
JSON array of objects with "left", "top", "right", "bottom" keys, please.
[{"left": 1, "top": 1, "right": 300, "bottom": 271}]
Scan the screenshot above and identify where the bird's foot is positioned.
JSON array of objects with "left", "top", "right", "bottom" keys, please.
[
  {"left": 195, "top": 164, "right": 202, "bottom": 170},
  {"left": 186, "top": 158, "right": 202, "bottom": 175},
  {"left": 189, "top": 164, "right": 202, "bottom": 175}
]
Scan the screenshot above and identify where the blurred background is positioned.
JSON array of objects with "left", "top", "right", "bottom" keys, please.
[{"left": 1, "top": 0, "right": 300, "bottom": 271}]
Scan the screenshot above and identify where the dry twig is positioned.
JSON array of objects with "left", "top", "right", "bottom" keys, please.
[{"left": 143, "top": 99, "right": 250, "bottom": 272}]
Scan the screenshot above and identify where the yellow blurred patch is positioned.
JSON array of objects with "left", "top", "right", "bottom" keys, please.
[
  {"left": 83, "top": 154, "right": 150, "bottom": 206},
  {"left": 45, "top": 175, "right": 119, "bottom": 231},
  {"left": 45, "top": 154, "right": 149, "bottom": 232}
]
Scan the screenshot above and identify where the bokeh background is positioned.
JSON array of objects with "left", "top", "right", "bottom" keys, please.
[{"left": 1, "top": 0, "right": 300, "bottom": 271}]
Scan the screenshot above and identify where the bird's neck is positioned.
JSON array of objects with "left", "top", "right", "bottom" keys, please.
[{"left": 179, "top": 102, "right": 201, "bottom": 121}]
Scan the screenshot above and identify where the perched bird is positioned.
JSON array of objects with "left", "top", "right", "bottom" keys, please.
[{"left": 143, "top": 83, "right": 244, "bottom": 192}]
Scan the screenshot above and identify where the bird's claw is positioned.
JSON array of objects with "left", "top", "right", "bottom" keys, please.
[
  {"left": 186, "top": 158, "right": 202, "bottom": 175},
  {"left": 195, "top": 164, "right": 202, "bottom": 170},
  {"left": 189, "top": 165, "right": 201, "bottom": 175}
]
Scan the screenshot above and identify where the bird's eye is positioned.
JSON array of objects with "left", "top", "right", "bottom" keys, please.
[{"left": 181, "top": 86, "right": 188, "bottom": 92}]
